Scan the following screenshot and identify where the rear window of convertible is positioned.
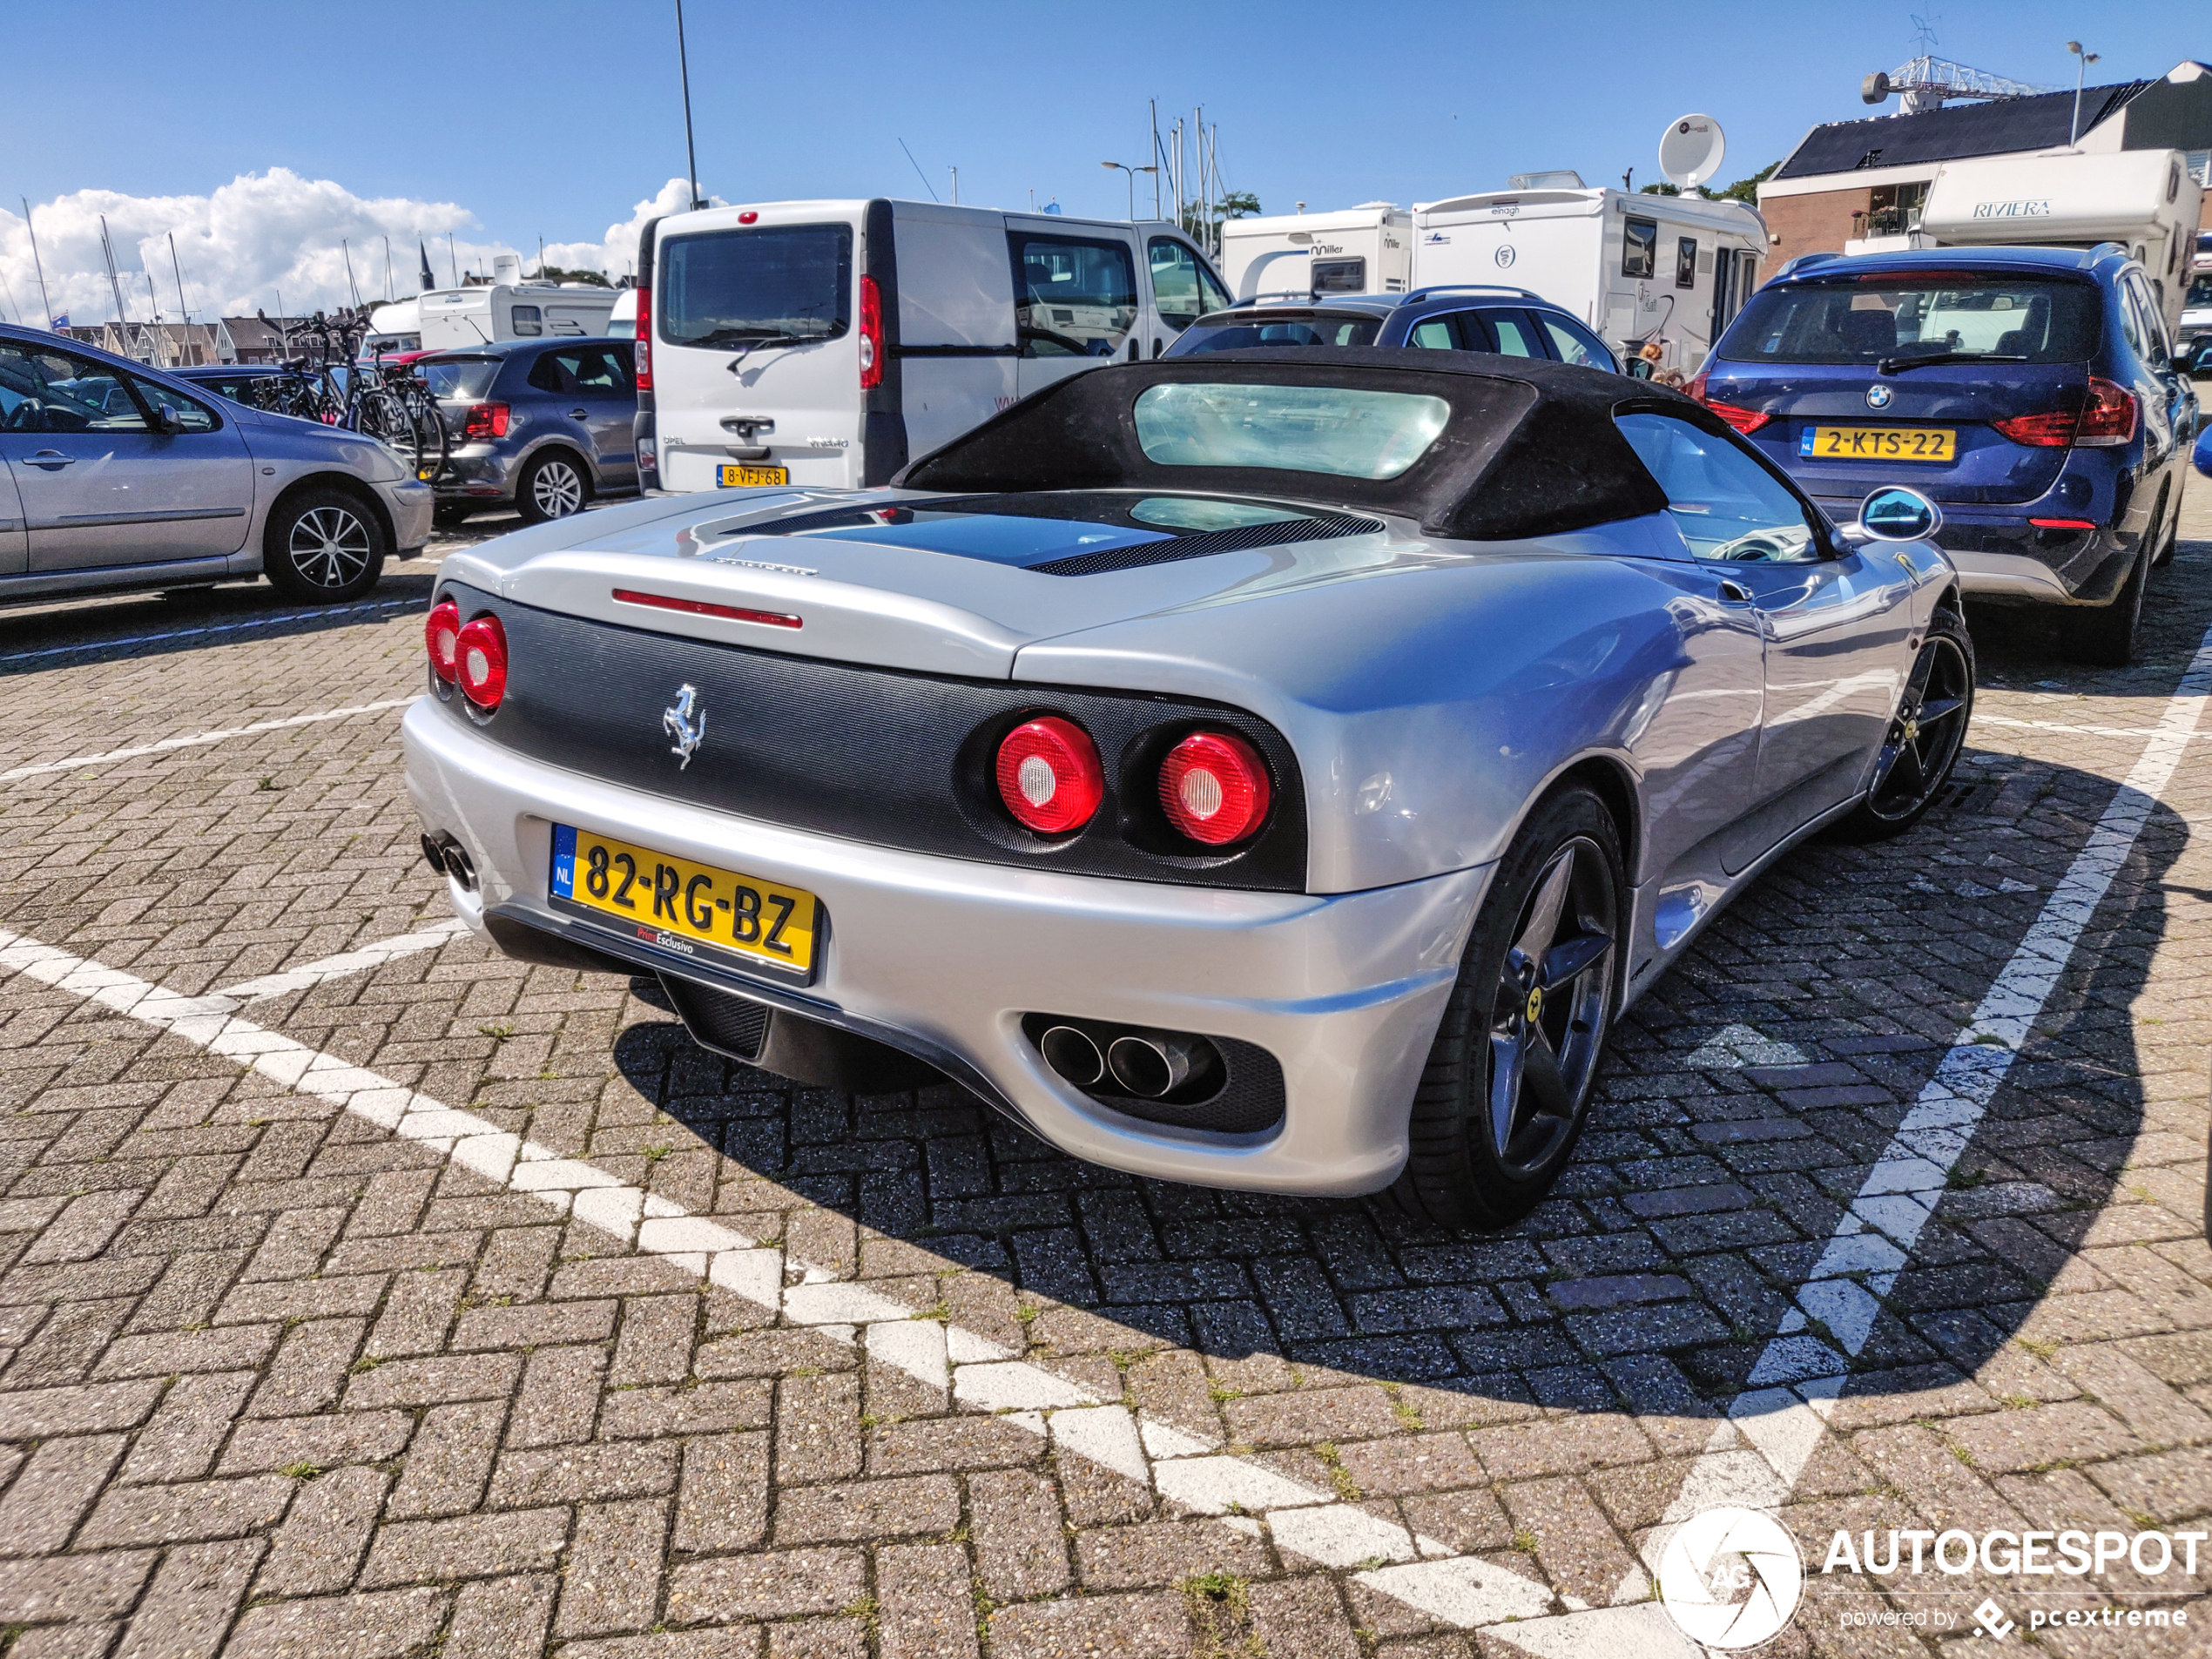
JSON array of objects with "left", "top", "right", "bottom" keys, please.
[{"left": 1132, "top": 382, "right": 1449, "bottom": 479}]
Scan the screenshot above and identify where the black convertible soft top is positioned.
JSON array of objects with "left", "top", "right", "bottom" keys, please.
[{"left": 894, "top": 347, "right": 1717, "bottom": 543}]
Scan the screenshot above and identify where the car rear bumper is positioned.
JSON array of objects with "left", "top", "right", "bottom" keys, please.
[
  {"left": 401, "top": 699, "right": 1487, "bottom": 1197},
  {"left": 1813, "top": 494, "right": 2135, "bottom": 605},
  {"left": 434, "top": 442, "right": 523, "bottom": 503}
]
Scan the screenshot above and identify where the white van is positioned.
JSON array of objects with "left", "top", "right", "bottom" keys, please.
[
  {"left": 605, "top": 286, "right": 638, "bottom": 340},
  {"left": 635, "top": 199, "right": 1231, "bottom": 492},
  {"left": 1218, "top": 204, "right": 1413, "bottom": 301},
  {"left": 419, "top": 255, "right": 621, "bottom": 351},
  {"left": 1411, "top": 185, "right": 1769, "bottom": 373}
]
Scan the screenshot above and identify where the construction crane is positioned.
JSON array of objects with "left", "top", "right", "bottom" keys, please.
[{"left": 1862, "top": 56, "right": 2053, "bottom": 113}]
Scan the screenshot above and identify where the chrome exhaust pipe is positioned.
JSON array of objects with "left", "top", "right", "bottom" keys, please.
[
  {"left": 1039, "top": 1025, "right": 1106, "bottom": 1088},
  {"left": 1107, "top": 1031, "right": 1203, "bottom": 1099}
]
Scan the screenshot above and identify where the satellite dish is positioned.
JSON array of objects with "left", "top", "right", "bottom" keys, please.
[{"left": 1659, "top": 114, "right": 1727, "bottom": 191}]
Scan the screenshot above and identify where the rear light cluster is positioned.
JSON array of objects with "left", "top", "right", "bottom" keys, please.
[
  {"left": 992, "top": 718, "right": 1273, "bottom": 848},
  {"left": 1682, "top": 372, "right": 1771, "bottom": 435},
  {"left": 858, "top": 274, "right": 885, "bottom": 392},
  {"left": 461, "top": 403, "right": 509, "bottom": 442},
  {"left": 426, "top": 600, "right": 507, "bottom": 712},
  {"left": 1983, "top": 380, "right": 2138, "bottom": 450},
  {"left": 634, "top": 283, "right": 652, "bottom": 389}
]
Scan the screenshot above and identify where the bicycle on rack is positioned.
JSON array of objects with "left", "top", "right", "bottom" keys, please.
[{"left": 250, "top": 309, "right": 448, "bottom": 483}]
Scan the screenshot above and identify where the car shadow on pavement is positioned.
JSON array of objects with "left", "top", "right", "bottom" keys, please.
[{"left": 604, "top": 752, "right": 2185, "bottom": 1448}]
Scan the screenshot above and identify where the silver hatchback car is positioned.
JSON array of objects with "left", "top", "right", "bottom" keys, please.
[
  {"left": 0, "top": 323, "right": 432, "bottom": 607},
  {"left": 421, "top": 339, "right": 640, "bottom": 529}
]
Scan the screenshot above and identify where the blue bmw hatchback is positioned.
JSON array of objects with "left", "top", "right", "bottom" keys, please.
[{"left": 1693, "top": 245, "right": 2197, "bottom": 663}]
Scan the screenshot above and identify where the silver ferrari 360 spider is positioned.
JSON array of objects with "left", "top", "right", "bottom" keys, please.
[{"left": 404, "top": 350, "right": 1970, "bottom": 1230}]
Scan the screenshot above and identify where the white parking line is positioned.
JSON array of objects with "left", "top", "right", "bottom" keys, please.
[
  {"left": 2, "top": 596, "right": 418, "bottom": 666},
  {"left": 0, "top": 698, "right": 415, "bottom": 783},
  {"left": 210, "top": 919, "right": 471, "bottom": 1001},
  {"left": 0, "top": 927, "right": 1570, "bottom": 1633},
  {"left": 1974, "top": 712, "right": 2212, "bottom": 741}
]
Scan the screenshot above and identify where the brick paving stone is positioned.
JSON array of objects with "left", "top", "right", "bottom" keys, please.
[
  {"left": 672, "top": 1431, "right": 769, "bottom": 1554},
  {"left": 664, "top": 1547, "right": 865, "bottom": 1622},
  {"left": 987, "top": 1592, "right": 1190, "bottom": 1658},
  {"left": 218, "top": 1409, "right": 414, "bottom": 1474},
  {"left": 557, "top": 1497, "right": 670, "bottom": 1638},
  {"left": 877, "top": 1541, "right": 982, "bottom": 1659},
  {"left": 341, "top": 1350, "right": 521, "bottom": 1410},
  {"left": 118, "top": 1372, "right": 257, "bottom": 1485},
  {"left": 444, "top": 1573, "right": 558, "bottom": 1659},
  {"left": 356, "top": 1506, "right": 571, "bottom": 1588},
  {"left": 388, "top": 1397, "right": 506, "bottom": 1517},
  {"left": 0, "top": 1549, "right": 158, "bottom": 1623},
  {"left": 969, "top": 1468, "right": 1072, "bottom": 1599},
  {"left": 0, "top": 1433, "right": 129, "bottom": 1554},
  {"left": 1074, "top": 1517, "right": 1273, "bottom": 1590},
  {"left": 507, "top": 1343, "right": 605, "bottom": 1447},
  {"left": 774, "top": 1474, "right": 961, "bottom": 1544},
  {"left": 75, "top": 1473, "right": 293, "bottom": 1548},
  {"left": 256, "top": 1465, "right": 388, "bottom": 1596},
  {"left": 223, "top": 1585, "right": 450, "bottom": 1659}
]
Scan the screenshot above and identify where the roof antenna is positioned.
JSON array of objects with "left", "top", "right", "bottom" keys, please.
[{"left": 897, "top": 138, "right": 940, "bottom": 201}]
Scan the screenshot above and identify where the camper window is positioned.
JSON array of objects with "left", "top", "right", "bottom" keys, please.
[
  {"left": 1010, "top": 234, "right": 1138, "bottom": 358},
  {"left": 1676, "top": 239, "right": 1697, "bottom": 290},
  {"left": 1622, "top": 219, "right": 1657, "bottom": 280},
  {"left": 1311, "top": 259, "right": 1366, "bottom": 295},
  {"left": 1723, "top": 275, "right": 2099, "bottom": 367},
  {"left": 660, "top": 224, "right": 854, "bottom": 351},
  {"left": 512, "top": 306, "right": 543, "bottom": 338},
  {"left": 1147, "top": 239, "right": 1232, "bottom": 332}
]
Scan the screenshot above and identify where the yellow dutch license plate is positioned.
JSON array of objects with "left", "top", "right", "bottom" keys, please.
[
  {"left": 1800, "top": 425, "right": 1956, "bottom": 462},
  {"left": 550, "top": 824, "right": 819, "bottom": 978},
  {"left": 718, "top": 463, "right": 790, "bottom": 487}
]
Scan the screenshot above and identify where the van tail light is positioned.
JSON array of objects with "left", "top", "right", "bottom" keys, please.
[
  {"left": 462, "top": 403, "right": 510, "bottom": 442},
  {"left": 1158, "top": 731, "right": 1271, "bottom": 846},
  {"left": 455, "top": 616, "right": 508, "bottom": 711},
  {"left": 2072, "top": 377, "right": 2136, "bottom": 447},
  {"left": 859, "top": 274, "right": 884, "bottom": 391},
  {"left": 425, "top": 600, "right": 462, "bottom": 683},
  {"left": 634, "top": 282, "right": 651, "bottom": 389},
  {"left": 995, "top": 717, "right": 1103, "bottom": 834},
  {"left": 1994, "top": 379, "right": 2138, "bottom": 449}
]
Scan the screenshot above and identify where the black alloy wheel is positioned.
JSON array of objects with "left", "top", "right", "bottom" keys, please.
[
  {"left": 1833, "top": 607, "right": 1976, "bottom": 842},
  {"left": 262, "top": 487, "right": 388, "bottom": 604},
  {"left": 1393, "top": 785, "right": 1622, "bottom": 1231}
]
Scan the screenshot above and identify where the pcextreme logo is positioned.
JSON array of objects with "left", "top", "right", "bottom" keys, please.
[{"left": 1658, "top": 1506, "right": 1805, "bottom": 1649}]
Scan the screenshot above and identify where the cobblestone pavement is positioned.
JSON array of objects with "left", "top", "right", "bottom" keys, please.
[{"left": 1, "top": 482, "right": 2209, "bottom": 1659}]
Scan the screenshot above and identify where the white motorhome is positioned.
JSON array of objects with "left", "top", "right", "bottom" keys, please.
[
  {"left": 1217, "top": 204, "right": 1413, "bottom": 301},
  {"left": 1411, "top": 183, "right": 1769, "bottom": 372},
  {"left": 361, "top": 299, "right": 421, "bottom": 358},
  {"left": 636, "top": 199, "right": 1231, "bottom": 493},
  {"left": 605, "top": 286, "right": 638, "bottom": 340},
  {"left": 418, "top": 254, "right": 621, "bottom": 350},
  {"left": 1892, "top": 149, "right": 2205, "bottom": 333}
]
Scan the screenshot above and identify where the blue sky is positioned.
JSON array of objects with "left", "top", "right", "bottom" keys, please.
[{"left": 0, "top": 0, "right": 2202, "bottom": 317}]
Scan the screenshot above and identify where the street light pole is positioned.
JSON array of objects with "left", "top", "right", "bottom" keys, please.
[
  {"left": 1101, "top": 162, "right": 1156, "bottom": 222},
  {"left": 2067, "top": 40, "right": 2100, "bottom": 146},
  {"left": 676, "top": 0, "right": 704, "bottom": 209}
]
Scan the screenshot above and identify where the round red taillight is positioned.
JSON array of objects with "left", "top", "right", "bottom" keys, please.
[
  {"left": 455, "top": 615, "right": 508, "bottom": 711},
  {"left": 1159, "top": 731, "right": 1271, "bottom": 846},
  {"left": 425, "top": 600, "right": 462, "bottom": 683},
  {"left": 995, "top": 717, "right": 1104, "bottom": 834}
]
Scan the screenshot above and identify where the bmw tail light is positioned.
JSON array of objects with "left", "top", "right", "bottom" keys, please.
[
  {"left": 455, "top": 616, "right": 508, "bottom": 711},
  {"left": 995, "top": 717, "right": 1103, "bottom": 834},
  {"left": 1705, "top": 400, "right": 1772, "bottom": 435},
  {"left": 634, "top": 282, "right": 651, "bottom": 389},
  {"left": 425, "top": 599, "right": 462, "bottom": 683},
  {"left": 1683, "top": 370, "right": 1709, "bottom": 404},
  {"left": 1992, "top": 408, "right": 2079, "bottom": 447},
  {"left": 1159, "top": 731, "right": 1271, "bottom": 846},
  {"left": 462, "top": 403, "right": 510, "bottom": 442},
  {"left": 859, "top": 275, "right": 884, "bottom": 391},
  {"left": 2073, "top": 377, "right": 2136, "bottom": 447}
]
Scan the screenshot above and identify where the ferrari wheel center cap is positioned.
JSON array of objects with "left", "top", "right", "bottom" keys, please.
[
  {"left": 1526, "top": 987, "right": 1544, "bottom": 1024},
  {"left": 1901, "top": 717, "right": 1919, "bottom": 744}
]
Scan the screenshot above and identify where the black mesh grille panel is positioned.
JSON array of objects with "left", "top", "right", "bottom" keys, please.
[
  {"left": 437, "top": 583, "right": 1306, "bottom": 892},
  {"left": 659, "top": 974, "right": 768, "bottom": 1060}
]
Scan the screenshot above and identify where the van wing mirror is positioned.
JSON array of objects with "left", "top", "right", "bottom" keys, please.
[{"left": 1854, "top": 486, "right": 1942, "bottom": 543}]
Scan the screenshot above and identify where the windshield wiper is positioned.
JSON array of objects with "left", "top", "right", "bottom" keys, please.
[{"left": 1877, "top": 351, "right": 2028, "bottom": 374}]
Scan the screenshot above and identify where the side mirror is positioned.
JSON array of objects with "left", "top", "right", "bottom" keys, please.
[
  {"left": 2193, "top": 421, "right": 2212, "bottom": 481},
  {"left": 148, "top": 402, "right": 183, "bottom": 434},
  {"left": 1856, "top": 485, "right": 1942, "bottom": 543}
]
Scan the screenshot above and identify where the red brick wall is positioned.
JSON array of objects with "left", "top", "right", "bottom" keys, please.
[{"left": 1758, "top": 187, "right": 1873, "bottom": 271}]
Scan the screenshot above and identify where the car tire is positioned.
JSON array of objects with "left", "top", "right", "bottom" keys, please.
[
  {"left": 1390, "top": 784, "right": 1623, "bottom": 1233},
  {"left": 517, "top": 451, "right": 590, "bottom": 525},
  {"left": 1830, "top": 606, "right": 1975, "bottom": 843},
  {"left": 262, "top": 487, "right": 388, "bottom": 604},
  {"left": 2068, "top": 538, "right": 2150, "bottom": 666}
]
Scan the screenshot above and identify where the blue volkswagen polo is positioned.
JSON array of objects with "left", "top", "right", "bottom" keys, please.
[{"left": 1692, "top": 245, "right": 2197, "bottom": 663}]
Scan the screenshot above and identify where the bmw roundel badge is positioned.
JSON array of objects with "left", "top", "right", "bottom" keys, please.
[{"left": 1865, "top": 382, "right": 1893, "bottom": 409}]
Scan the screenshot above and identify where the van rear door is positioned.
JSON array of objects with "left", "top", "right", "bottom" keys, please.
[{"left": 651, "top": 206, "right": 865, "bottom": 492}]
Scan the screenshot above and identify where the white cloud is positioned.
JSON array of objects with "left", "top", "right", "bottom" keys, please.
[{"left": 0, "top": 169, "right": 712, "bottom": 327}]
